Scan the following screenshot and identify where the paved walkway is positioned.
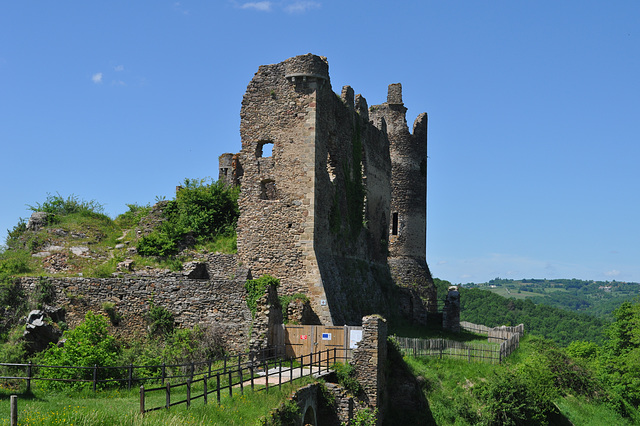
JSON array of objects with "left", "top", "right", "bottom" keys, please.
[{"left": 239, "top": 366, "right": 331, "bottom": 386}]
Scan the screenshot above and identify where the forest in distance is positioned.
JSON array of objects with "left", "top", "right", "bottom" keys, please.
[{"left": 433, "top": 278, "right": 640, "bottom": 347}]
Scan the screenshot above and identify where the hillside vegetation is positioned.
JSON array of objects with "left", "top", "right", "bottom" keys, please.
[
  {"left": 466, "top": 277, "right": 640, "bottom": 320},
  {"left": 1, "top": 178, "right": 239, "bottom": 282},
  {"left": 399, "top": 299, "right": 640, "bottom": 425}
]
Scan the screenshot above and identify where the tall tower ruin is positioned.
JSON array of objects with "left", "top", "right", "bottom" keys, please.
[
  {"left": 220, "top": 54, "right": 436, "bottom": 325},
  {"left": 370, "top": 84, "right": 438, "bottom": 316}
]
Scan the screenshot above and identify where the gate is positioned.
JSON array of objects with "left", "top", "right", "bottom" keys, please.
[{"left": 271, "top": 325, "right": 362, "bottom": 362}]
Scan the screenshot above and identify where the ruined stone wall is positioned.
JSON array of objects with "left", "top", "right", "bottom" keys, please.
[
  {"left": 235, "top": 54, "right": 332, "bottom": 323},
  {"left": 353, "top": 315, "right": 388, "bottom": 425},
  {"left": 228, "top": 54, "right": 436, "bottom": 326},
  {"left": 235, "top": 54, "right": 396, "bottom": 326},
  {"left": 18, "top": 254, "right": 254, "bottom": 352}
]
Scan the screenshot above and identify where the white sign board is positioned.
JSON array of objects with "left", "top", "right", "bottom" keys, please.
[{"left": 349, "top": 329, "right": 362, "bottom": 349}]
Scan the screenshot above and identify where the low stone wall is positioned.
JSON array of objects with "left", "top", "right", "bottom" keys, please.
[{"left": 18, "top": 254, "right": 255, "bottom": 352}]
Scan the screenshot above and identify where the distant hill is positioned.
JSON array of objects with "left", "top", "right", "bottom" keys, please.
[{"left": 461, "top": 278, "right": 640, "bottom": 320}]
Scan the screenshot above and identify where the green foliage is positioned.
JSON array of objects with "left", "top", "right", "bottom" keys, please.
[
  {"left": 137, "top": 178, "right": 239, "bottom": 256},
  {"left": 471, "top": 277, "right": 640, "bottom": 320},
  {"left": 245, "top": 275, "right": 279, "bottom": 318},
  {"left": 102, "top": 302, "right": 122, "bottom": 326},
  {"left": 34, "top": 276, "right": 55, "bottom": 306},
  {"left": 278, "top": 293, "right": 309, "bottom": 324},
  {"left": 332, "top": 362, "right": 362, "bottom": 395},
  {"left": 137, "top": 229, "right": 178, "bottom": 257},
  {"left": 147, "top": 304, "right": 175, "bottom": 336},
  {"left": 259, "top": 399, "right": 300, "bottom": 426},
  {"left": 348, "top": 408, "right": 378, "bottom": 426},
  {"left": 476, "top": 367, "right": 556, "bottom": 425},
  {"left": 5, "top": 218, "right": 27, "bottom": 248},
  {"left": 0, "top": 248, "right": 33, "bottom": 275},
  {"left": 35, "top": 311, "right": 121, "bottom": 390},
  {"left": 113, "top": 203, "right": 152, "bottom": 229},
  {"left": 0, "top": 273, "right": 25, "bottom": 309},
  {"left": 88, "top": 259, "right": 117, "bottom": 278},
  {"left": 27, "top": 192, "right": 106, "bottom": 218},
  {"left": 460, "top": 287, "right": 608, "bottom": 345}
]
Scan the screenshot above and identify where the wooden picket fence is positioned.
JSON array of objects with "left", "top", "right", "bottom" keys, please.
[{"left": 395, "top": 322, "right": 524, "bottom": 364}]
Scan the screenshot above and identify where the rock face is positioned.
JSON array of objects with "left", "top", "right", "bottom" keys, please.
[
  {"left": 27, "top": 212, "right": 50, "bottom": 231},
  {"left": 23, "top": 310, "right": 63, "bottom": 354}
]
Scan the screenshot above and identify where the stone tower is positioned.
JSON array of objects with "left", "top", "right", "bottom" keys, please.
[
  {"left": 370, "top": 84, "right": 438, "bottom": 315},
  {"left": 221, "top": 54, "right": 436, "bottom": 325}
]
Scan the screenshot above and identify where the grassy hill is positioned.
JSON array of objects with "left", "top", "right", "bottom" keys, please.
[{"left": 464, "top": 278, "right": 640, "bottom": 320}]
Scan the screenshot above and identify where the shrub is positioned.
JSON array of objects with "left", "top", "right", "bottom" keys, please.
[
  {"left": 27, "top": 193, "right": 105, "bottom": 218},
  {"left": 0, "top": 274, "right": 25, "bottom": 309},
  {"left": 245, "top": 275, "right": 279, "bottom": 318},
  {"left": 279, "top": 293, "right": 309, "bottom": 324},
  {"left": 147, "top": 304, "right": 175, "bottom": 336},
  {"left": 35, "top": 311, "right": 121, "bottom": 390},
  {"left": 0, "top": 249, "right": 32, "bottom": 275},
  {"left": 333, "top": 362, "right": 362, "bottom": 395},
  {"left": 34, "top": 276, "right": 55, "bottom": 306},
  {"left": 136, "top": 178, "right": 240, "bottom": 257}
]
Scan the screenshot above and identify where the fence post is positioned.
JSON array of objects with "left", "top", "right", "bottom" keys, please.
[
  {"left": 128, "top": 364, "right": 133, "bottom": 391},
  {"left": 300, "top": 354, "right": 303, "bottom": 379},
  {"left": 93, "top": 364, "right": 98, "bottom": 393},
  {"left": 239, "top": 365, "right": 244, "bottom": 395},
  {"left": 208, "top": 360, "right": 212, "bottom": 379},
  {"left": 139, "top": 385, "right": 145, "bottom": 415},
  {"left": 166, "top": 382, "right": 170, "bottom": 409},
  {"left": 161, "top": 362, "right": 166, "bottom": 385},
  {"left": 203, "top": 378, "right": 208, "bottom": 405},
  {"left": 216, "top": 373, "right": 221, "bottom": 404},
  {"left": 250, "top": 365, "right": 254, "bottom": 391},
  {"left": 26, "top": 361, "right": 32, "bottom": 392},
  {"left": 228, "top": 370, "right": 233, "bottom": 397},
  {"left": 290, "top": 358, "right": 293, "bottom": 383},
  {"left": 223, "top": 354, "right": 227, "bottom": 373},
  {"left": 10, "top": 395, "right": 17, "bottom": 426},
  {"left": 186, "top": 379, "right": 191, "bottom": 408},
  {"left": 278, "top": 359, "right": 282, "bottom": 390},
  {"left": 264, "top": 361, "right": 269, "bottom": 392}
]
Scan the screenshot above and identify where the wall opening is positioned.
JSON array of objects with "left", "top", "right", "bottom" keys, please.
[
  {"left": 260, "top": 179, "right": 277, "bottom": 200},
  {"left": 221, "top": 168, "right": 229, "bottom": 177},
  {"left": 392, "top": 212, "right": 398, "bottom": 236},
  {"left": 256, "top": 141, "right": 274, "bottom": 158},
  {"left": 302, "top": 405, "right": 316, "bottom": 426}
]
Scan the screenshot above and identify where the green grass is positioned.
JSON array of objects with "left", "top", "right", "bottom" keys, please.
[
  {"left": 556, "top": 395, "right": 637, "bottom": 426},
  {"left": 0, "top": 376, "right": 314, "bottom": 425}
]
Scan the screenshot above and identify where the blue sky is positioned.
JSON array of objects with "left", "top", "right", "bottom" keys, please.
[{"left": 1, "top": 1, "right": 638, "bottom": 284}]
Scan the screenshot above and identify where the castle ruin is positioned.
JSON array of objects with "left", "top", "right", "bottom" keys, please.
[{"left": 220, "top": 54, "right": 437, "bottom": 325}]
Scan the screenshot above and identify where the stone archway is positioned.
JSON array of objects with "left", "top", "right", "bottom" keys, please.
[{"left": 301, "top": 405, "right": 316, "bottom": 426}]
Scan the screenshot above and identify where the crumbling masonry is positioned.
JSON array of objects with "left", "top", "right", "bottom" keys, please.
[{"left": 220, "top": 54, "right": 437, "bottom": 325}]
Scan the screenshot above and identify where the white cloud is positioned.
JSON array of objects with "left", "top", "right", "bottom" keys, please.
[
  {"left": 112, "top": 80, "right": 126, "bottom": 86},
  {"left": 92, "top": 72, "right": 103, "bottom": 84},
  {"left": 174, "top": 2, "right": 189, "bottom": 15},
  {"left": 114, "top": 65, "right": 124, "bottom": 72},
  {"left": 284, "top": 1, "right": 320, "bottom": 13},
  {"left": 240, "top": 1, "right": 272, "bottom": 11},
  {"left": 437, "top": 260, "right": 448, "bottom": 265},
  {"left": 605, "top": 269, "right": 621, "bottom": 277}
]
